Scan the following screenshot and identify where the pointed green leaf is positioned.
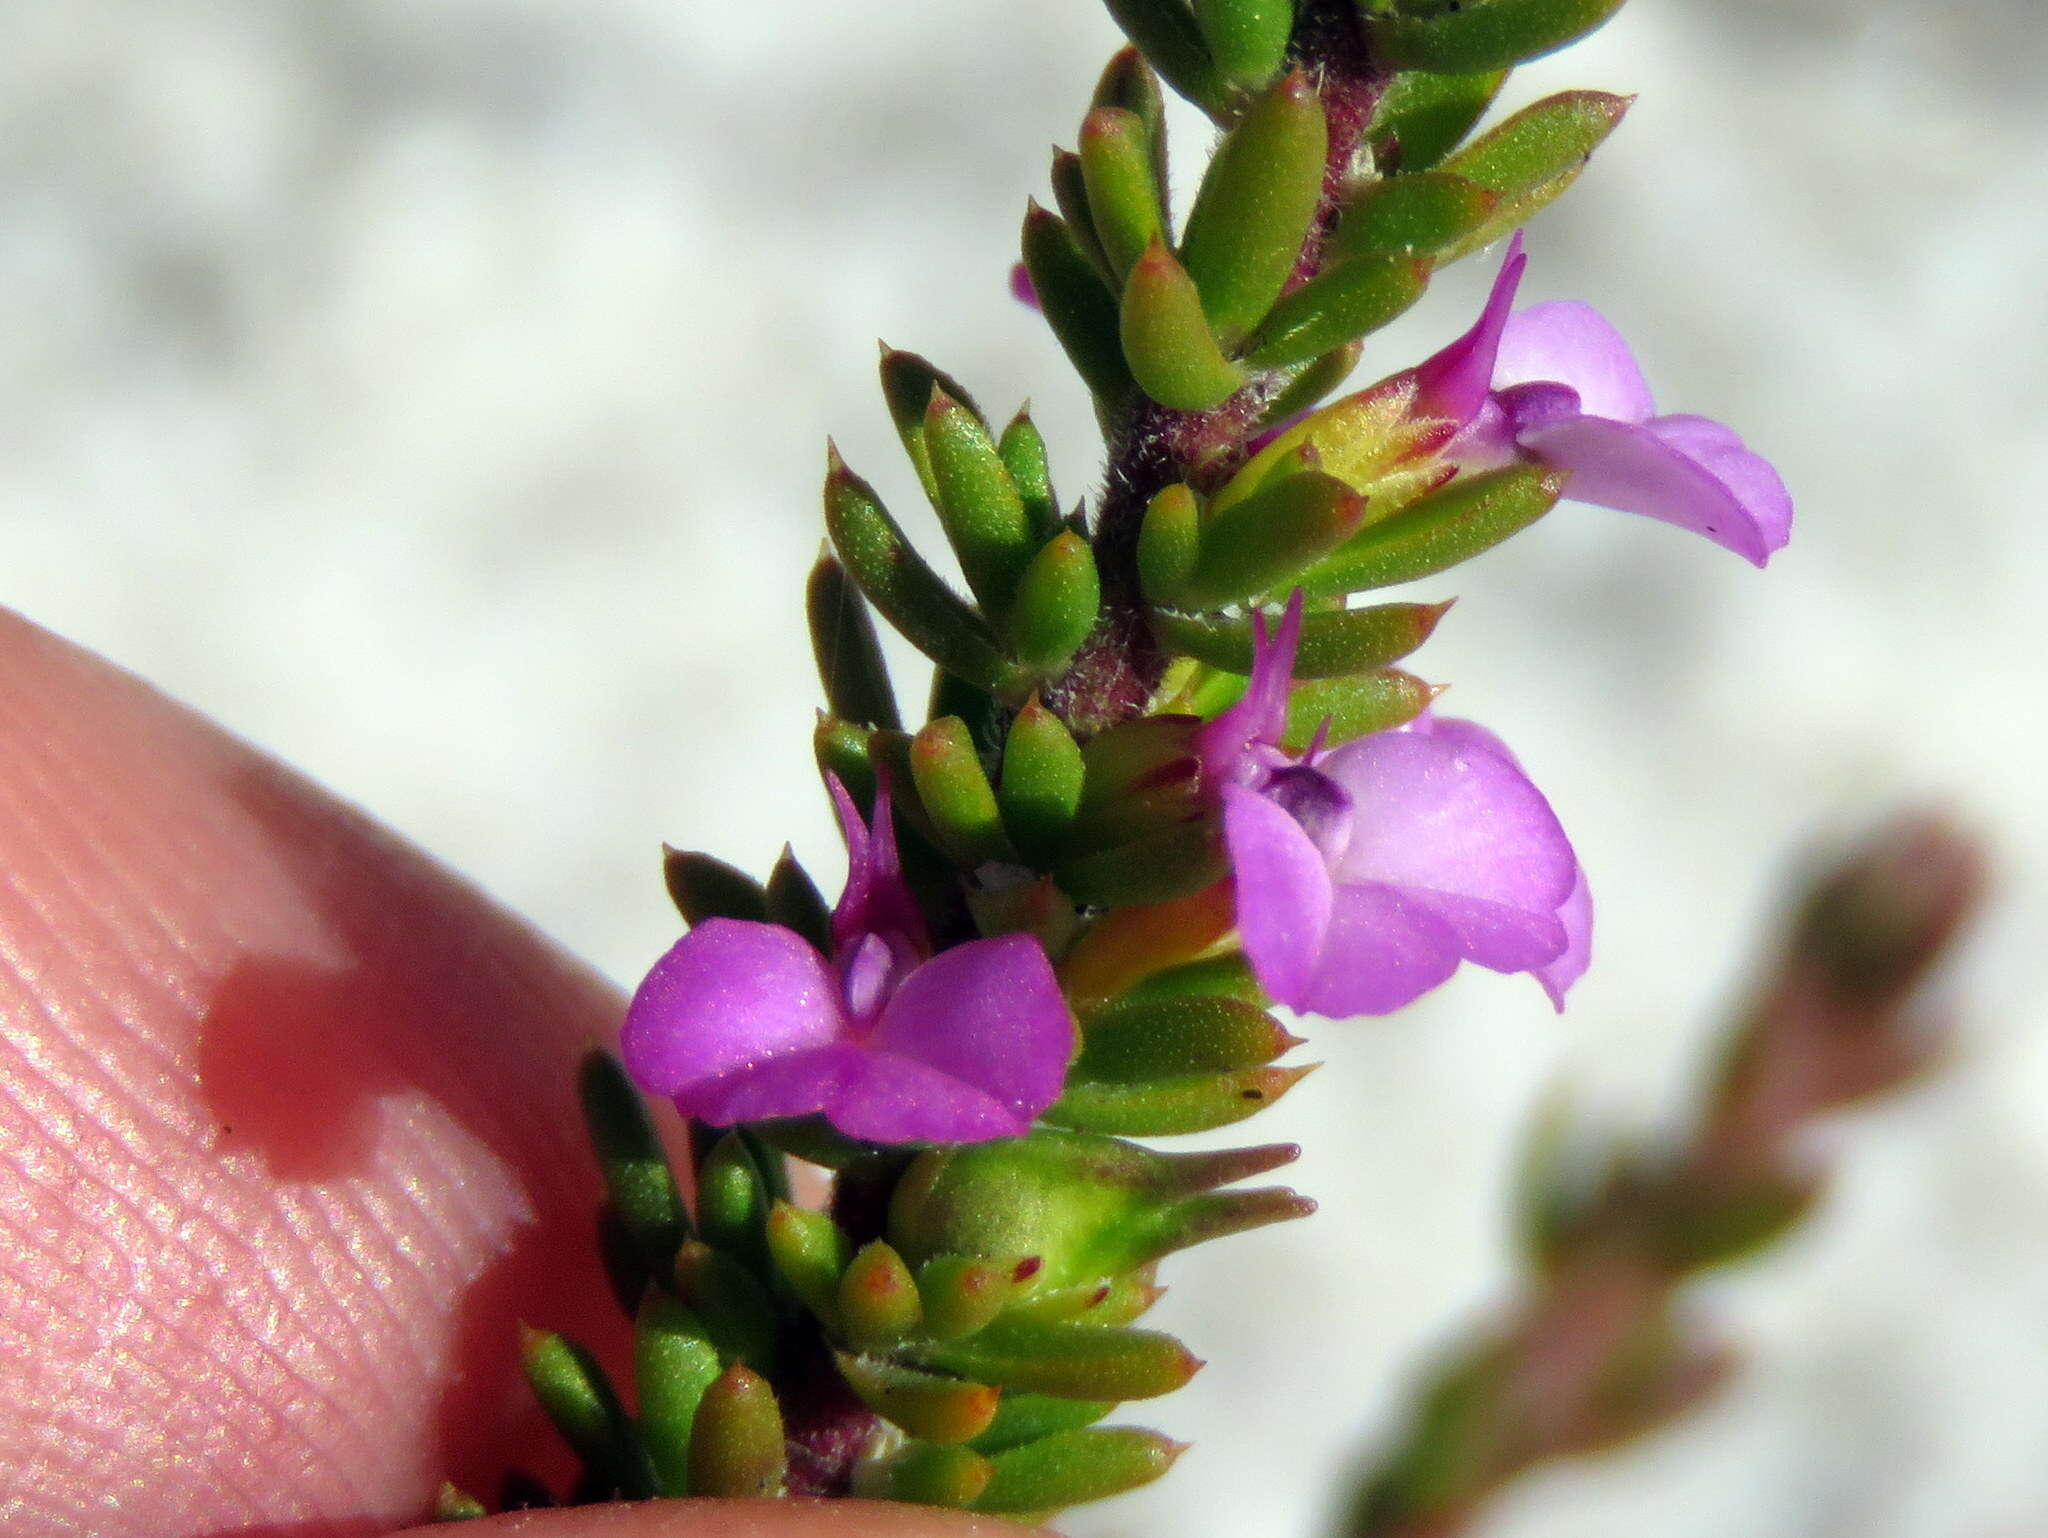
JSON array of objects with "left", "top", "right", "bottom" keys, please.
[
  {"left": 1102, "top": 0, "right": 1224, "bottom": 110},
  {"left": 1050, "top": 148, "right": 1113, "bottom": 280},
  {"left": 1299, "top": 463, "right": 1565, "bottom": 592},
  {"left": 824, "top": 446, "right": 1025, "bottom": 696},
  {"left": 1009, "top": 531, "right": 1101, "bottom": 675},
  {"left": 765, "top": 846, "right": 831, "bottom": 954},
  {"left": 910, "top": 716, "right": 1016, "bottom": 867},
  {"left": 1081, "top": 107, "right": 1170, "bottom": 280},
  {"left": 967, "top": 1394, "right": 1116, "bottom": 1456},
  {"left": 695, "top": 1132, "right": 772, "bottom": 1281},
  {"left": 1178, "top": 70, "right": 1328, "bottom": 345},
  {"left": 1047, "top": 1063, "right": 1315, "bottom": 1135},
  {"left": 662, "top": 848, "right": 767, "bottom": 927},
  {"left": 1136, "top": 482, "right": 1202, "bottom": 607},
  {"left": 1091, "top": 47, "right": 1170, "bottom": 207},
  {"left": 687, "top": 1364, "right": 786, "bottom": 1498},
  {"left": 1194, "top": 0, "right": 1295, "bottom": 93},
  {"left": 1280, "top": 669, "right": 1438, "bottom": 750},
  {"left": 839, "top": 1354, "right": 1002, "bottom": 1445},
  {"left": 914, "top": 1317, "right": 1201, "bottom": 1401},
  {"left": 880, "top": 349, "right": 985, "bottom": 507},
  {"left": 999, "top": 698, "right": 1086, "bottom": 860},
  {"left": 814, "top": 714, "right": 877, "bottom": 809},
  {"left": 1153, "top": 599, "right": 1451, "bottom": 677},
  {"left": 577, "top": 1051, "right": 691, "bottom": 1275},
  {"left": 1074, "top": 994, "right": 1298, "bottom": 1081},
  {"left": 806, "top": 550, "right": 902, "bottom": 730},
  {"left": 520, "top": 1326, "right": 657, "bottom": 1499},
  {"left": 998, "top": 409, "right": 1063, "bottom": 542},
  {"left": 1109, "top": 952, "right": 1265, "bottom": 1009},
  {"left": 880, "top": 1443, "right": 995, "bottom": 1508},
  {"left": 675, "top": 1239, "right": 782, "bottom": 1375},
  {"left": 926, "top": 388, "right": 1038, "bottom": 617},
  {"left": 1022, "top": 201, "right": 1138, "bottom": 403},
  {"left": 915, "top": 1255, "right": 1020, "bottom": 1342},
  {"left": 1369, "top": 0, "right": 1628, "bottom": 72},
  {"left": 1055, "top": 818, "right": 1225, "bottom": 910},
  {"left": 1367, "top": 66, "right": 1507, "bottom": 171},
  {"left": 1121, "top": 241, "right": 1247, "bottom": 410},
  {"left": 635, "top": 1292, "right": 723, "bottom": 1497},
  {"left": 1436, "top": 89, "right": 1633, "bottom": 258},
  {"left": 1177, "top": 468, "right": 1369, "bottom": 610},
  {"left": 766, "top": 1200, "right": 852, "bottom": 1331},
  {"left": 839, "top": 1240, "right": 926, "bottom": 1354},
  {"left": 1330, "top": 172, "right": 1500, "bottom": 259},
  {"left": 1244, "top": 253, "right": 1430, "bottom": 371},
  {"left": 974, "top": 1426, "right": 1186, "bottom": 1513}
]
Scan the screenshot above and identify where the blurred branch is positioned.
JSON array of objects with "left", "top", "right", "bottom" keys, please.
[{"left": 1335, "top": 813, "right": 1989, "bottom": 1538}]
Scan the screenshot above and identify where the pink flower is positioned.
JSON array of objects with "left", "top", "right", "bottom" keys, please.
[
  {"left": 1198, "top": 595, "right": 1589, "bottom": 1017},
  {"left": 1414, "top": 232, "right": 1792, "bottom": 567},
  {"left": 622, "top": 779, "right": 1075, "bottom": 1144}
]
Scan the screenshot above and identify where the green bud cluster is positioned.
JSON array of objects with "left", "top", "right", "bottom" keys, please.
[{"left": 485, "top": 0, "right": 1644, "bottom": 1520}]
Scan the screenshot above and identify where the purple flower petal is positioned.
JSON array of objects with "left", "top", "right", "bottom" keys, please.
[
  {"left": 1298, "top": 882, "right": 1461, "bottom": 1017},
  {"left": 829, "top": 1052, "right": 1032, "bottom": 1144},
  {"left": 1646, "top": 414, "right": 1793, "bottom": 557},
  {"left": 1412, "top": 231, "right": 1527, "bottom": 426},
  {"left": 867, "top": 936, "right": 1075, "bottom": 1126},
  {"left": 1196, "top": 592, "right": 1304, "bottom": 787},
  {"left": 1222, "top": 783, "right": 1337, "bottom": 1009},
  {"left": 1533, "top": 865, "right": 1593, "bottom": 1010},
  {"left": 1513, "top": 414, "right": 1780, "bottom": 566},
  {"left": 828, "top": 772, "right": 929, "bottom": 955},
  {"left": 1398, "top": 888, "right": 1568, "bottom": 973},
  {"left": 622, "top": 918, "right": 842, "bottom": 1098},
  {"left": 679, "top": 1043, "right": 866, "bottom": 1126},
  {"left": 1492, "top": 301, "right": 1656, "bottom": 423},
  {"left": 1321, "top": 730, "right": 1578, "bottom": 927}
]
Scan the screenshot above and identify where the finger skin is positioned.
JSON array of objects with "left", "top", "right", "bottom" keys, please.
[
  {"left": 392, "top": 1499, "right": 1043, "bottom": 1537},
  {"left": 0, "top": 612, "right": 633, "bottom": 1535}
]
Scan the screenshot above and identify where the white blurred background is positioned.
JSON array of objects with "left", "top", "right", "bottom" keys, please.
[{"left": 3, "top": 1, "right": 2046, "bottom": 1534}]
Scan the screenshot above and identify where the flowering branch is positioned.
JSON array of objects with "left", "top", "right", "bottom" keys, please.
[
  {"left": 1336, "top": 816, "right": 1987, "bottom": 1538},
  {"left": 446, "top": 0, "right": 1804, "bottom": 1522}
]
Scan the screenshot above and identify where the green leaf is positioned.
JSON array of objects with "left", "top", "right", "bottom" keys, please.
[
  {"left": 1369, "top": 0, "right": 1629, "bottom": 73},
  {"left": 880, "top": 349, "right": 985, "bottom": 507},
  {"left": 1120, "top": 241, "right": 1247, "bottom": 410},
  {"left": 926, "top": 388, "right": 1038, "bottom": 618},
  {"left": 686, "top": 1364, "right": 786, "bottom": 1499},
  {"left": 967, "top": 1394, "right": 1116, "bottom": 1456},
  {"left": 999, "top": 699, "right": 1086, "bottom": 860},
  {"left": 695, "top": 1132, "right": 773, "bottom": 1282},
  {"left": 911, "top": 716, "right": 1017, "bottom": 867},
  {"left": 1136, "top": 482, "right": 1202, "bottom": 607},
  {"left": 1055, "top": 818, "right": 1224, "bottom": 910},
  {"left": 764, "top": 845, "right": 832, "bottom": 953},
  {"left": 1081, "top": 107, "right": 1170, "bottom": 279},
  {"left": 1009, "top": 532, "right": 1102, "bottom": 675},
  {"left": 1075, "top": 994, "right": 1297, "bottom": 1081},
  {"left": 973, "top": 1427, "right": 1185, "bottom": 1513},
  {"left": 1436, "top": 89, "right": 1633, "bottom": 258},
  {"left": 1022, "top": 201, "right": 1138, "bottom": 403},
  {"left": 1368, "top": 66, "right": 1508, "bottom": 171},
  {"left": 1102, "top": 0, "right": 1223, "bottom": 111},
  {"left": 1280, "top": 669, "right": 1438, "bottom": 749},
  {"left": 879, "top": 1442, "right": 997, "bottom": 1507},
  {"left": 839, "top": 1240, "right": 927, "bottom": 1354},
  {"left": 521, "top": 1327, "right": 657, "bottom": 1499},
  {"left": 1299, "top": 463, "right": 1566, "bottom": 592},
  {"left": 1176, "top": 467, "right": 1369, "bottom": 610},
  {"left": 1193, "top": 0, "right": 1295, "bottom": 93},
  {"left": 1244, "top": 253, "right": 1430, "bottom": 371},
  {"left": 806, "top": 550, "right": 901, "bottom": 730},
  {"left": 635, "top": 1293, "right": 723, "bottom": 1497},
  {"left": 824, "top": 446, "right": 1025, "bottom": 696},
  {"left": 1177, "top": 70, "right": 1328, "bottom": 346},
  {"left": 915, "top": 1255, "right": 1020, "bottom": 1342},
  {"left": 766, "top": 1200, "right": 852, "bottom": 1331},
  {"left": 1329, "top": 172, "right": 1500, "bottom": 259},
  {"left": 1253, "top": 341, "right": 1363, "bottom": 429},
  {"left": 1153, "top": 599, "right": 1451, "bottom": 677},
  {"left": 577, "top": 1051, "right": 692, "bottom": 1274},
  {"left": 1045, "top": 1063, "right": 1314, "bottom": 1135},
  {"left": 838, "top": 1354, "right": 1002, "bottom": 1444},
  {"left": 998, "top": 409, "right": 1064, "bottom": 542},
  {"left": 676, "top": 1239, "right": 782, "bottom": 1376},
  {"left": 915, "top": 1318, "right": 1201, "bottom": 1401},
  {"left": 1050, "top": 148, "right": 1113, "bottom": 280},
  {"left": 1091, "top": 47, "right": 1170, "bottom": 209},
  {"left": 661, "top": 848, "right": 768, "bottom": 927}
]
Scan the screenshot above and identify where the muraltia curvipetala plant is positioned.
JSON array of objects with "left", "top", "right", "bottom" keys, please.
[{"left": 440, "top": 0, "right": 1807, "bottom": 1523}]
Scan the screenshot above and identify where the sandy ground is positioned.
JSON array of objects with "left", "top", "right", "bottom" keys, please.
[{"left": 3, "top": 1, "right": 2046, "bottom": 1534}]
